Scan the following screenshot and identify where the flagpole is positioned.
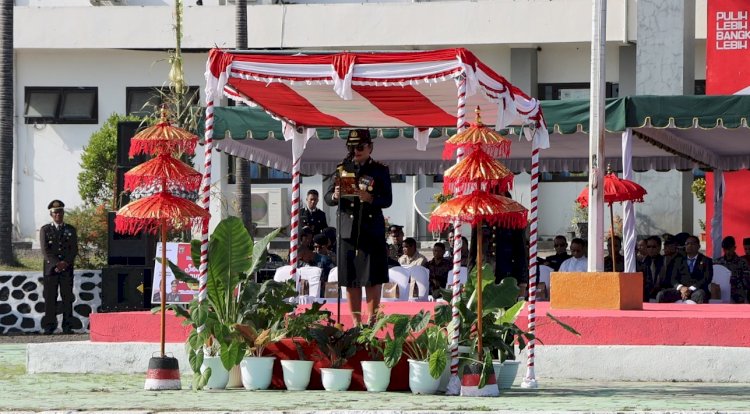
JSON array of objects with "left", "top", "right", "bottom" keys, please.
[{"left": 588, "top": 0, "right": 607, "bottom": 271}]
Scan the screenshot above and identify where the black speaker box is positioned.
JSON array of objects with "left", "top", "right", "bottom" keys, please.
[
  {"left": 107, "top": 211, "right": 157, "bottom": 266},
  {"left": 117, "top": 121, "right": 149, "bottom": 167},
  {"left": 100, "top": 265, "right": 153, "bottom": 312}
]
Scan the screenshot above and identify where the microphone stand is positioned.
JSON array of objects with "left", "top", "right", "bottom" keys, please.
[{"left": 334, "top": 153, "right": 354, "bottom": 326}]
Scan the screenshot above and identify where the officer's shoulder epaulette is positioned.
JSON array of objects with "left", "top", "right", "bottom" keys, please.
[{"left": 370, "top": 159, "right": 386, "bottom": 167}]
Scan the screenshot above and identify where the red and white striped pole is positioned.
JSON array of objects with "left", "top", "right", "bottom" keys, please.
[
  {"left": 521, "top": 142, "right": 540, "bottom": 389},
  {"left": 197, "top": 99, "right": 214, "bottom": 323},
  {"left": 289, "top": 155, "right": 301, "bottom": 297},
  {"left": 445, "top": 73, "right": 468, "bottom": 396}
]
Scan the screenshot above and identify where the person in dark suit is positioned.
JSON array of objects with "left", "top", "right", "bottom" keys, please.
[
  {"left": 643, "top": 235, "right": 668, "bottom": 301},
  {"left": 39, "top": 200, "right": 78, "bottom": 334},
  {"left": 324, "top": 129, "right": 392, "bottom": 325},
  {"left": 657, "top": 235, "right": 712, "bottom": 303},
  {"left": 300, "top": 189, "right": 328, "bottom": 234},
  {"left": 542, "top": 235, "right": 571, "bottom": 271}
]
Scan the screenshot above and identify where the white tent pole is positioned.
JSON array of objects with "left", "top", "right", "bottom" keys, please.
[
  {"left": 711, "top": 169, "right": 724, "bottom": 259},
  {"left": 587, "top": 0, "right": 607, "bottom": 271},
  {"left": 445, "top": 73, "right": 468, "bottom": 397},
  {"left": 622, "top": 128, "right": 637, "bottom": 272}
]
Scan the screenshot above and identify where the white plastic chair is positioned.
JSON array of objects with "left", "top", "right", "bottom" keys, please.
[
  {"left": 444, "top": 266, "right": 468, "bottom": 289},
  {"left": 709, "top": 264, "right": 732, "bottom": 304},
  {"left": 273, "top": 265, "right": 295, "bottom": 283},
  {"left": 408, "top": 266, "right": 430, "bottom": 301},
  {"left": 538, "top": 265, "right": 553, "bottom": 301},
  {"left": 323, "top": 266, "right": 347, "bottom": 302},
  {"left": 298, "top": 266, "right": 322, "bottom": 298},
  {"left": 385, "top": 266, "right": 411, "bottom": 301}
]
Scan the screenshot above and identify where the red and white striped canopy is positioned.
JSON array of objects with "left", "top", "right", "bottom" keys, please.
[{"left": 205, "top": 48, "right": 548, "bottom": 147}]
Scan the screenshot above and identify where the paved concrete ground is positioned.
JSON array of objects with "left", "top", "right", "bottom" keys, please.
[{"left": 2, "top": 344, "right": 750, "bottom": 412}]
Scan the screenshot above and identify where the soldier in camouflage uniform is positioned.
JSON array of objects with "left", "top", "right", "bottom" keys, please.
[{"left": 715, "top": 236, "right": 750, "bottom": 304}]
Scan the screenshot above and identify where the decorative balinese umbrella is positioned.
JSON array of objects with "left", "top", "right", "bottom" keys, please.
[
  {"left": 442, "top": 146, "right": 514, "bottom": 195},
  {"left": 128, "top": 109, "right": 198, "bottom": 158},
  {"left": 575, "top": 169, "right": 647, "bottom": 271},
  {"left": 116, "top": 107, "right": 204, "bottom": 390},
  {"left": 123, "top": 153, "right": 202, "bottom": 193},
  {"left": 429, "top": 190, "right": 528, "bottom": 396},
  {"left": 442, "top": 107, "right": 513, "bottom": 160}
]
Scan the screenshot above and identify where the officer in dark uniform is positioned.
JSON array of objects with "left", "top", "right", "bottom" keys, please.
[
  {"left": 300, "top": 189, "right": 328, "bottom": 234},
  {"left": 324, "top": 129, "right": 392, "bottom": 325},
  {"left": 387, "top": 224, "right": 404, "bottom": 261},
  {"left": 39, "top": 200, "right": 78, "bottom": 334}
]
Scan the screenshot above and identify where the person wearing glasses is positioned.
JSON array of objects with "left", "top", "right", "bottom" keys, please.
[
  {"left": 656, "top": 235, "right": 712, "bottom": 304},
  {"left": 39, "top": 200, "right": 78, "bottom": 335},
  {"left": 324, "top": 129, "right": 393, "bottom": 325},
  {"left": 542, "top": 235, "right": 571, "bottom": 271}
]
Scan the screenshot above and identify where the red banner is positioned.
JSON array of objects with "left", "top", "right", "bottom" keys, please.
[{"left": 707, "top": 0, "right": 750, "bottom": 94}]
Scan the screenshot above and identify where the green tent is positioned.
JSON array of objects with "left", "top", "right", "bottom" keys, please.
[{"left": 202, "top": 95, "right": 750, "bottom": 174}]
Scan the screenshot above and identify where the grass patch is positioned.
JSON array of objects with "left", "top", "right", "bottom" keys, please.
[{"left": 0, "top": 255, "right": 44, "bottom": 272}]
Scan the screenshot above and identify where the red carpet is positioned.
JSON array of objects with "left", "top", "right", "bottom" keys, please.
[{"left": 90, "top": 301, "right": 750, "bottom": 347}]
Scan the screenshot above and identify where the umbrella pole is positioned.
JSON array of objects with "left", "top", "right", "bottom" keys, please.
[
  {"left": 160, "top": 218, "right": 167, "bottom": 358},
  {"left": 476, "top": 223, "right": 483, "bottom": 361},
  {"left": 609, "top": 204, "right": 616, "bottom": 272}
]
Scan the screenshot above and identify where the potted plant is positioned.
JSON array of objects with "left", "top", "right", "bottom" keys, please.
[
  {"left": 571, "top": 200, "right": 588, "bottom": 238},
  {"left": 235, "top": 321, "right": 286, "bottom": 390},
  {"left": 280, "top": 303, "right": 333, "bottom": 391},
  {"left": 356, "top": 310, "right": 400, "bottom": 392},
  {"left": 382, "top": 310, "right": 449, "bottom": 395},
  {"left": 165, "top": 216, "right": 283, "bottom": 390},
  {"left": 309, "top": 323, "right": 362, "bottom": 391}
]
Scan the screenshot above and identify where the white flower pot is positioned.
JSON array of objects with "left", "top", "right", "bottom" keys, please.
[
  {"left": 408, "top": 359, "right": 441, "bottom": 395},
  {"left": 226, "top": 365, "right": 243, "bottom": 389},
  {"left": 200, "top": 356, "right": 230, "bottom": 390},
  {"left": 239, "top": 356, "right": 276, "bottom": 390},
  {"left": 320, "top": 368, "right": 353, "bottom": 391},
  {"left": 280, "top": 360, "right": 314, "bottom": 391},
  {"left": 496, "top": 360, "right": 520, "bottom": 389},
  {"left": 360, "top": 361, "right": 391, "bottom": 392}
]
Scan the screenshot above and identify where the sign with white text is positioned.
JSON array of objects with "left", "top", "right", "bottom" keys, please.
[
  {"left": 707, "top": 0, "right": 750, "bottom": 94},
  {"left": 151, "top": 242, "right": 199, "bottom": 304}
]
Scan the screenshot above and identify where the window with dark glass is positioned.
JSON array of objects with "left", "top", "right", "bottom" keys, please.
[
  {"left": 125, "top": 86, "right": 200, "bottom": 117},
  {"left": 538, "top": 82, "right": 618, "bottom": 100},
  {"left": 24, "top": 87, "right": 98, "bottom": 124}
]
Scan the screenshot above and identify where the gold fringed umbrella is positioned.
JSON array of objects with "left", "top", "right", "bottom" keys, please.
[
  {"left": 129, "top": 108, "right": 198, "bottom": 158},
  {"left": 442, "top": 106, "right": 512, "bottom": 160},
  {"left": 443, "top": 146, "right": 514, "bottom": 195}
]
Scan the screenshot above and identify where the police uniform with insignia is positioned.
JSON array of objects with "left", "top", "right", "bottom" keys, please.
[
  {"left": 39, "top": 200, "right": 78, "bottom": 334},
  {"left": 300, "top": 206, "right": 328, "bottom": 235},
  {"left": 324, "top": 129, "right": 392, "bottom": 288}
]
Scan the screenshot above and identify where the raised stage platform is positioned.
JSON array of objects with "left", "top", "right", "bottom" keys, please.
[
  {"left": 28, "top": 301, "right": 750, "bottom": 383},
  {"left": 88, "top": 301, "right": 750, "bottom": 348}
]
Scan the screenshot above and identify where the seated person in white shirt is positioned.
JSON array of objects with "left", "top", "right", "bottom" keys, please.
[
  {"left": 559, "top": 238, "right": 587, "bottom": 272},
  {"left": 398, "top": 237, "right": 428, "bottom": 268}
]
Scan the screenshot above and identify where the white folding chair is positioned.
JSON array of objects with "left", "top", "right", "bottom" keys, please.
[
  {"left": 386, "top": 266, "right": 411, "bottom": 301},
  {"left": 409, "top": 266, "right": 430, "bottom": 301},
  {"left": 445, "top": 266, "right": 468, "bottom": 289},
  {"left": 709, "top": 264, "right": 732, "bottom": 304},
  {"left": 298, "top": 266, "right": 322, "bottom": 298},
  {"left": 538, "top": 265, "right": 553, "bottom": 301}
]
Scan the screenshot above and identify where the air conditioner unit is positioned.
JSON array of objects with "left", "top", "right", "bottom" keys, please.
[{"left": 251, "top": 188, "right": 290, "bottom": 228}]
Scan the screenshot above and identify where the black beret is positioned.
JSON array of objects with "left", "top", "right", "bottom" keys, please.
[
  {"left": 346, "top": 129, "right": 372, "bottom": 146},
  {"left": 721, "top": 236, "right": 736, "bottom": 249},
  {"left": 47, "top": 200, "right": 65, "bottom": 212},
  {"left": 743, "top": 237, "right": 750, "bottom": 245},
  {"left": 388, "top": 224, "right": 404, "bottom": 232}
]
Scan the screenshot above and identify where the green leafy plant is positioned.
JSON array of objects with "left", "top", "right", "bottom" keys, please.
[
  {"left": 430, "top": 192, "right": 454, "bottom": 213},
  {"left": 309, "top": 324, "right": 362, "bottom": 369},
  {"left": 691, "top": 177, "right": 706, "bottom": 204},
  {"left": 284, "top": 303, "right": 333, "bottom": 360},
  {"left": 64, "top": 204, "right": 109, "bottom": 269},
  {"left": 77, "top": 113, "right": 144, "bottom": 208},
  {"left": 165, "top": 216, "right": 284, "bottom": 390}
]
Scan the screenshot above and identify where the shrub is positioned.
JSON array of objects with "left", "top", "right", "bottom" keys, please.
[{"left": 64, "top": 204, "right": 109, "bottom": 270}]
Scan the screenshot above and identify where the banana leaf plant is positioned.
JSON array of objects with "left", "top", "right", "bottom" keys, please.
[{"left": 164, "top": 216, "right": 284, "bottom": 390}]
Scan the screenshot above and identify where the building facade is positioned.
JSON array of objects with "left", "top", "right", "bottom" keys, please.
[{"left": 12, "top": 0, "right": 706, "bottom": 245}]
